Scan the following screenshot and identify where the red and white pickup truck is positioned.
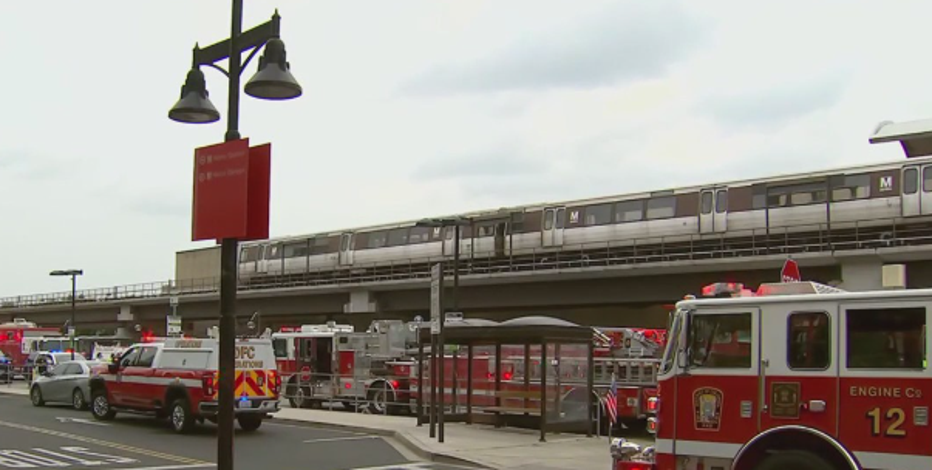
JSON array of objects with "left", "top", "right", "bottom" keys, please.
[{"left": 88, "top": 337, "right": 281, "bottom": 433}]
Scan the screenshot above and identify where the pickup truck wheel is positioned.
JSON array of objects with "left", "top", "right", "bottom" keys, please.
[
  {"left": 237, "top": 415, "right": 263, "bottom": 432},
  {"left": 169, "top": 398, "right": 196, "bottom": 434},
  {"left": 754, "top": 450, "right": 835, "bottom": 470},
  {"left": 30, "top": 385, "right": 44, "bottom": 407},
  {"left": 91, "top": 390, "right": 116, "bottom": 420}
]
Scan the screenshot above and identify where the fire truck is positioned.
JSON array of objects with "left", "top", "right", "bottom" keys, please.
[
  {"left": 616, "top": 280, "right": 932, "bottom": 470},
  {"left": 274, "top": 316, "right": 665, "bottom": 431},
  {"left": 0, "top": 319, "right": 63, "bottom": 377},
  {"left": 272, "top": 320, "right": 416, "bottom": 414}
]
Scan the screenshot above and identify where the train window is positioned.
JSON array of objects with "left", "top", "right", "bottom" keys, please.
[
  {"left": 687, "top": 312, "right": 752, "bottom": 368},
  {"left": 387, "top": 228, "right": 409, "bottom": 247},
  {"left": 268, "top": 244, "right": 281, "bottom": 259},
  {"left": 847, "top": 307, "right": 925, "bottom": 369},
  {"left": 544, "top": 210, "right": 554, "bottom": 230},
  {"left": 715, "top": 190, "right": 728, "bottom": 213},
  {"left": 646, "top": 197, "right": 676, "bottom": 220},
  {"left": 477, "top": 224, "right": 495, "bottom": 237},
  {"left": 240, "top": 247, "right": 259, "bottom": 263},
  {"left": 510, "top": 212, "right": 525, "bottom": 233},
  {"left": 283, "top": 242, "right": 308, "bottom": 259},
  {"left": 312, "top": 237, "right": 334, "bottom": 255},
  {"left": 585, "top": 204, "right": 612, "bottom": 226},
  {"left": 700, "top": 192, "right": 713, "bottom": 214},
  {"left": 615, "top": 200, "right": 643, "bottom": 222},
  {"left": 409, "top": 226, "right": 431, "bottom": 244},
  {"left": 367, "top": 231, "right": 387, "bottom": 249},
  {"left": 787, "top": 312, "right": 830, "bottom": 370},
  {"left": 904, "top": 168, "right": 918, "bottom": 195},
  {"left": 924, "top": 167, "right": 932, "bottom": 193}
]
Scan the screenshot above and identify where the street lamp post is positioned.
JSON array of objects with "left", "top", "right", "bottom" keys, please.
[
  {"left": 168, "top": 3, "right": 301, "bottom": 469},
  {"left": 50, "top": 269, "right": 83, "bottom": 361},
  {"left": 415, "top": 216, "right": 470, "bottom": 443}
]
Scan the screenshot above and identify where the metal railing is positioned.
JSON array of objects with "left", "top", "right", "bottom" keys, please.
[{"left": 4, "top": 216, "right": 932, "bottom": 310}]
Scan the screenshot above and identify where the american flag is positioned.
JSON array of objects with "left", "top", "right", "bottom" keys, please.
[{"left": 604, "top": 373, "right": 618, "bottom": 424}]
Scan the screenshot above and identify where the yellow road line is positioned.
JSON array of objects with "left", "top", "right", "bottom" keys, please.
[{"left": 0, "top": 419, "right": 211, "bottom": 465}]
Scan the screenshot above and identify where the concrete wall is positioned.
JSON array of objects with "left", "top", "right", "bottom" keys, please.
[{"left": 175, "top": 246, "right": 221, "bottom": 282}]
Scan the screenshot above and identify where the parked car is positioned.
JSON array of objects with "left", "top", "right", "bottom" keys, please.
[
  {"left": 30, "top": 351, "right": 87, "bottom": 378},
  {"left": 30, "top": 360, "right": 100, "bottom": 410}
]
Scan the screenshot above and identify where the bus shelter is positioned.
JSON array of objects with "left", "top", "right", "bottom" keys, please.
[{"left": 417, "top": 316, "right": 595, "bottom": 442}]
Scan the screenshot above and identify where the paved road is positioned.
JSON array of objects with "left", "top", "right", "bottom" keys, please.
[{"left": 0, "top": 393, "right": 478, "bottom": 470}]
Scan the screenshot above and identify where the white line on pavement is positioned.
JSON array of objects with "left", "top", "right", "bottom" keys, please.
[
  {"left": 302, "top": 435, "right": 381, "bottom": 444},
  {"left": 111, "top": 465, "right": 216, "bottom": 470}
]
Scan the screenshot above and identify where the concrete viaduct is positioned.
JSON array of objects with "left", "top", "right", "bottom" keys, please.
[{"left": 3, "top": 243, "right": 932, "bottom": 336}]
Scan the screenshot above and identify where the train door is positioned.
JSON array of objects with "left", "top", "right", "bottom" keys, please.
[
  {"left": 256, "top": 244, "right": 269, "bottom": 274},
  {"left": 443, "top": 226, "right": 473, "bottom": 257},
  {"left": 541, "top": 207, "right": 566, "bottom": 247},
  {"left": 699, "top": 187, "right": 728, "bottom": 233},
  {"left": 899, "top": 165, "right": 932, "bottom": 217},
  {"left": 902, "top": 166, "right": 920, "bottom": 217},
  {"left": 339, "top": 233, "right": 355, "bottom": 266},
  {"left": 494, "top": 222, "right": 506, "bottom": 257}
]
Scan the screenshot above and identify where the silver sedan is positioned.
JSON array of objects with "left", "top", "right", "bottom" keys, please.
[{"left": 30, "top": 361, "right": 101, "bottom": 410}]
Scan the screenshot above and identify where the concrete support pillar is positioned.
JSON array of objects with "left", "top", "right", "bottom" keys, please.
[
  {"left": 344, "top": 290, "right": 377, "bottom": 314},
  {"left": 839, "top": 258, "right": 883, "bottom": 291}
]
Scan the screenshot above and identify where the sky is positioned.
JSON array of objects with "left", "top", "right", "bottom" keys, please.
[{"left": 2, "top": 0, "right": 932, "bottom": 297}]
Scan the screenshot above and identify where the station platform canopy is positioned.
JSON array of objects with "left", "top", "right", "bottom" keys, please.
[{"left": 869, "top": 118, "right": 932, "bottom": 157}]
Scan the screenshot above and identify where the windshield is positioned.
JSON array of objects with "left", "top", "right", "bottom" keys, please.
[
  {"left": 272, "top": 338, "right": 288, "bottom": 358},
  {"left": 660, "top": 309, "right": 684, "bottom": 375}
]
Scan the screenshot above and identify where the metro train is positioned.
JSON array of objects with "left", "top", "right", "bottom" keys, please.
[{"left": 237, "top": 154, "right": 932, "bottom": 281}]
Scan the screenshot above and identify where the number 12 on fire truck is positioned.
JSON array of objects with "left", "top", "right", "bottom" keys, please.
[{"left": 615, "top": 281, "right": 932, "bottom": 470}]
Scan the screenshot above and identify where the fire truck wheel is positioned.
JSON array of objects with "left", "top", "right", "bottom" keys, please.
[
  {"left": 237, "top": 415, "right": 263, "bottom": 432},
  {"left": 90, "top": 390, "right": 116, "bottom": 420},
  {"left": 72, "top": 389, "right": 87, "bottom": 410},
  {"left": 169, "top": 397, "right": 196, "bottom": 434},
  {"left": 29, "top": 385, "right": 44, "bottom": 407},
  {"left": 755, "top": 450, "right": 835, "bottom": 470},
  {"left": 289, "top": 386, "right": 312, "bottom": 409}
]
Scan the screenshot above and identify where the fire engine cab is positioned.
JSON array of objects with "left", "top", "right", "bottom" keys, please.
[
  {"left": 616, "top": 280, "right": 932, "bottom": 470},
  {"left": 0, "top": 319, "right": 63, "bottom": 377},
  {"left": 88, "top": 336, "right": 281, "bottom": 434}
]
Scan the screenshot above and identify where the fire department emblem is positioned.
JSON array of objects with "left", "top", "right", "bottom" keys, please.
[
  {"left": 693, "top": 387, "right": 724, "bottom": 431},
  {"left": 770, "top": 382, "right": 800, "bottom": 419}
]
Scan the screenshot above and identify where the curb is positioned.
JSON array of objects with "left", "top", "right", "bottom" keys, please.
[{"left": 269, "top": 415, "right": 494, "bottom": 469}]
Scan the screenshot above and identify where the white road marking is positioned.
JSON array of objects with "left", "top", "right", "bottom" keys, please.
[
  {"left": 302, "top": 435, "right": 381, "bottom": 444},
  {"left": 55, "top": 417, "right": 110, "bottom": 427},
  {"left": 111, "top": 465, "right": 215, "bottom": 470}
]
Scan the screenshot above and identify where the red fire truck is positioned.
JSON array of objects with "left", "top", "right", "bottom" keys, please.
[
  {"left": 0, "top": 319, "right": 63, "bottom": 377},
  {"left": 273, "top": 316, "right": 665, "bottom": 431},
  {"left": 272, "top": 320, "right": 416, "bottom": 414},
  {"left": 616, "top": 280, "right": 932, "bottom": 470}
]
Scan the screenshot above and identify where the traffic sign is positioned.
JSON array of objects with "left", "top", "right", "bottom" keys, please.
[
  {"left": 781, "top": 258, "right": 801, "bottom": 283},
  {"left": 430, "top": 263, "right": 443, "bottom": 335},
  {"left": 170, "top": 296, "right": 179, "bottom": 307},
  {"left": 166, "top": 315, "right": 182, "bottom": 336}
]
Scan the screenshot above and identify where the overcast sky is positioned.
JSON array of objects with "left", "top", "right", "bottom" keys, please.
[{"left": 2, "top": 0, "right": 930, "bottom": 297}]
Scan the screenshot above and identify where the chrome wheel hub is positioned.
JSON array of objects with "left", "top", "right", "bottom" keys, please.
[{"left": 93, "top": 396, "right": 108, "bottom": 415}]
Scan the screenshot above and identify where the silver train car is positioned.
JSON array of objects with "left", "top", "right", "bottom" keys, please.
[{"left": 237, "top": 155, "right": 932, "bottom": 281}]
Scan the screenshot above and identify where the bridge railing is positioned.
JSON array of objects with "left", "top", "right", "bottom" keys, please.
[{"left": 3, "top": 215, "right": 932, "bottom": 310}]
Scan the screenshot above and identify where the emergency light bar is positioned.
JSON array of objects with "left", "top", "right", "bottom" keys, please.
[{"left": 701, "top": 282, "right": 750, "bottom": 298}]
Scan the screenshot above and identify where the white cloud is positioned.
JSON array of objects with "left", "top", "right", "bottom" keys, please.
[{"left": 1, "top": 0, "right": 931, "bottom": 296}]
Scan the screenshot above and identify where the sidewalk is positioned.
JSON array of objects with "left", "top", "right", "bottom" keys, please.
[
  {"left": 272, "top": 407, "right": 624, "bottom": 470},
  {"left": 0, "top": 383, "right": 631, "bottom": 470}
]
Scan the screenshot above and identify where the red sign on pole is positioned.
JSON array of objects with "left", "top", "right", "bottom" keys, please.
[
  {"left": 192, "top": 139, "right": 271, "bottom": 242},
  {"left": 781, "top": 258, "right": 801, "bottom": 283}
]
